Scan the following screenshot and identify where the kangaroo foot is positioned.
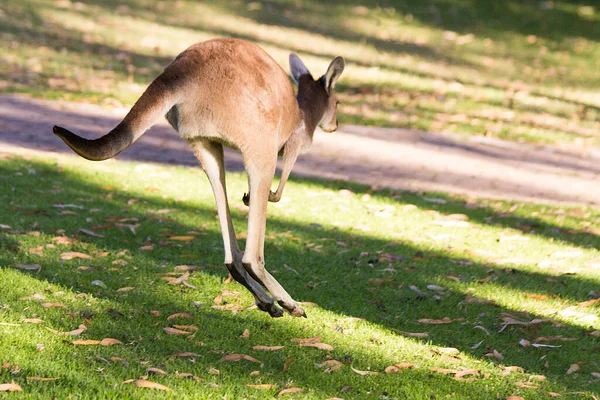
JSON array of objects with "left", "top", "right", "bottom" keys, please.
[
  {"left": 278, "top": 300, "right": 306, "bottom": 318},
  {"left": 257, "top": 301, "right": 285, "bottom": 318}
]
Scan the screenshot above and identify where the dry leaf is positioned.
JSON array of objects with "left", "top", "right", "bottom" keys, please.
[
  {"left": 47, "top": 324, "right": 87, "bottom": 336},
  {"left": 246, "top": 384, "right": 276, "bottom": 390},
  {"left": 291, "top": 337, "right": 321, "bottom": 344},
  {"left": 174, "top": 265, "right": 202, "bottom": 272},
  {"left": 166, "top": 312, "right": 194, "bottom": 321},
  {"left": 23, "top": 318, "right": 44, "bottom": 324},
  {"left": 139, "top": 245, "right": 154, "bottom": 251},
  {"left": 163, "top": 327, "right": 192, "bottom": 335},
  {"left": 116, "top": 287, "right": 135, "bottom": 293},
  {"left": 170, "top": 272, "right": 190, "bottom": 285},
  {"left": 506, "top": 397, "right": 525, "bottom": 400},
  {"left": 173, "top": 324, "right": 198, "bottom": 332},
  {"left": 0, "top": 383, "right": 22, "bottom": 392},
  {"left": 133, "top": 379, "right": 170, "bottom": 391},
  {"left": 465, "top": 295, "right": 494, "bottom": 304},
  {"left": 392, "top": 329, "right": 429, "bottom": 338},
  {"left": 175, "top": 372, "right": 201, "bottom": 381},
  {"left": 278, "top": 387, "right": 303, "bottom": 396},
  {"left": 170, "top": 236, "right": 195, "bottom": 241},
  {"left": 78, "top": 228, "right": 104, "bottom": 238},
  {"left": 566, "top": 364, "right": 580, "bottom": 375},
  {"left": 502, "top": 366, "right": 525, "bottom": 375},
  {"left": 385, "top": 362, "right": 418, "bottom": 373},
  {"left": 529, "top": 375, "right": 546, "bottom": 381},
  {"left": 26, "top": 376, "right": 60, "bottom": 381},
  {"left": 12, "top": 264, "right": 41, "bottom": 271},
  {"left": 515, "top": 381, "right": 540, "bottom": 389},
  {"left": 429, "top": 368, "right": 459, "bottom": 375},
  {"left": 147, "top": 367, "right": 167, "bottom": 375},
  {"left": 417, "top": 317, "right": 453, "bottom": 324},
  {"left": 252, "top": 345, "right": 284, "bottom": 351},
  {"left": 578, "top": 298, "right": 600, "bottom": 307},
  {"left": 240, "top": 329, "right": 250, "bottom": 338},
  {"left": 171, "top": 352, "right": 199, "bottom": 358},
  {"left": 41, "top": 302, "right": 68, "bottom": 309},
  {"left": 72, "top": 338, "right": 122, "bottom": 346},
  {"left": 60, "top": 252, "right": 91, "bottom": 260},
  {"left": 319, "top": 360, "right": 343, "bottom": 373},
  {"left": 350, "top": 366, "right": 379, "bottom": 376},
  {"left": 220, "top": 354, "right": 262, "bottom": 364},
  {"left": 298, "top": 342, "right": 334, "bottom": 351}
]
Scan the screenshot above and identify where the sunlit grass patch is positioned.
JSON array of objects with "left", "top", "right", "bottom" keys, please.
[{"left": 0, "top": 149, "right": 598, "bottom": 398}]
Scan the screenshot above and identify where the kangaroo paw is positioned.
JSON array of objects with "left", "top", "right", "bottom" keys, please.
[{"left": 242, "top": 192, "right": 250, "bottom": 207}]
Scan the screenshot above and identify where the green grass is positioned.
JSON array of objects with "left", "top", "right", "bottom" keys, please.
[
  {"left": 1, "top": 150, "right": 599, "bottom": 399},
  {"left": 2, "top": 0, "right": 600, "bottom": 147}
]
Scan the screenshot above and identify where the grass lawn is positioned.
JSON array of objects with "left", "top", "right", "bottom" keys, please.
[
  {"left": 0, "top": 149, "right": 599, "bottom": 398},
  {"left": 2, "top": 0, "right": 600, "bottom": 147}
]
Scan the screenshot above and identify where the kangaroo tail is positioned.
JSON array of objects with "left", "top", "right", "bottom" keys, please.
[{"left": 53, "top": 76, "right": 177, "bottom": 161}]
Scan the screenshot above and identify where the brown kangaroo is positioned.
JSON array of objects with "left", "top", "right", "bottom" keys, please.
[{"left": 53, "top": 38, "right": 345, "bottom": 318}]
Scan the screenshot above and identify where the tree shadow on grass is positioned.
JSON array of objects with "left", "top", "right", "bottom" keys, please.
[{"left": 0, "top": 156, "right": 598, "bottom": 397}]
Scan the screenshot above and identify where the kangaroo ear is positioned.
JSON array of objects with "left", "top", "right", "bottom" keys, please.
[
  {"left": 323, "top": 56, "right": 345, "bottom": 94},
  {"left": 289, "top": 53, "right": 311, "bottom": 84}
]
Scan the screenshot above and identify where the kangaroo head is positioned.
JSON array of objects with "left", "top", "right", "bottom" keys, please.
[{"left": 290, "top": 54, "right": 345, "bottom": 133}]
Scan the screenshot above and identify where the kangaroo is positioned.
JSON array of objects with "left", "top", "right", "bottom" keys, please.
[{"left": 53, "top": 38, "right": 345, "bottom": 318}]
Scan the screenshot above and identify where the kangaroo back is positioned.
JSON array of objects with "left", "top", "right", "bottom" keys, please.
[{"left": 53, "top": 74, "right": 179, "bottom": 161}]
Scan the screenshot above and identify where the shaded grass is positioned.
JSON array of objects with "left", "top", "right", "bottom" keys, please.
[
  {"left": 0, "top": 150, "right": 599, "bottom": 398},
  {"left": 2, "top": 0, "right": 600, "bottom": 147}
]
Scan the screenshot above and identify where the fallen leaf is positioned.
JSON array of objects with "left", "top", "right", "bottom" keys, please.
[
  {"left": 60, "top": 252, "right": 91, "bottom": 260},
  {"left": 350, "top": 366, "right": 379, "bottom": 376},
  {"left": 167, "top": 312, "right": 194, "bottom": 321},
  {"left": 515, "top": 381, "right": 540, "bottom": 389},
  {"left": 47, "top": 324, "right": 87, "bottom": 336},
  {"left": 41, "top": 302, "right": 68, "bottom": 309},
  {"left": 529, "top": 375, "right": 547, "bottom": 381},
  {"left": 578, "top": 298, "right": 600, "bottom": 307},
  {"left": 139, "top": 245, "right": 154, "bottom": 251},
  {"left": 147, "top": 367, "right": 167, "bottom": 375},
  {"left": 171, "top": 352, "right": 199, "bottom": 358},
  {"left": 116, "top": 287, "right": 135, "bottom": 293},
  {"left": 220, "top": 354, "right": 262, "bottom": 364},
  {"left": 169, "top": 272, "right": 190, "bottom": 285},
  {"left": 502, "top": 366, "right": 525, "bottom": 375},
  {"left": 0, "top": 383, "right": 22, "bottom": 392},
  {"left": 163, "top": 327, "right": 192, "bottom": 335},
  {"left": 429, "top": 368, "right": 459, "bottom": 375},
  {"left": 506, "top": 397, "right": 525, "bottom": 400},
  {"left": 278, "top": 387, "right": 303, "bottom": 396},
  {"left": 291, "top": 337, "right": 322, "bottom": 344},
  {"left": 72, "top": 338, "right": 122, "bottom": 346},
  {"left": 417, "top": 317, "right": 453, "bottom": 324},
  {"left": 240, "top": 329, "right": 250, "bottom": 338},
  {"left": 252, "top": 345, "right": 284, "bottom": 351},
  {"left": 26, "top": 376, "right": 59, "bottom": 381},
  {"left": 173, "top": 325, "right": 198, "bottom": 332},
  {"left": 566, "top": 364, "right": 580, "bottom": 375},
  {"left": 174, "top": 265, "right": 202, "bottom": 272},
  {"left": 392, "top": 329, "right": 429, "bottom": 338},
  {"left": 385, "top": 362, "right": 418, "bottom": 373},
  {"left": 175, "top": 372, "right": 201, "bottom": 381},
  {"left": 318, "top": 359, "right": 343, "bottom": 373},
  {"left": 465, "top": 294, "right": 494, "bottom": 304},
  {"left": 246, "top": 384, "right": 276, "bottom": 390},
  {"left": 297, "top": 342, "right": 334, "bottom": 351},
  {"left": 170, "top": 235, "right": 195, "bottom": 241},
  {"left": 78, "top": 228, "right": 104, "bottom": 238},
  {"left": 12, "top": 264, "right": 41, "bottom": 271},
  {"left": 23, "top": 318, "right": 44, "bottom": 324},
  {"left": 133, "top": 379, "right": 169, "bottom": 391}
]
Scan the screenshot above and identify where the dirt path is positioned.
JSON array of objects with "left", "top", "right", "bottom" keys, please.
[{"left": 1, "top": 94, "right": 599, "bottom": 205}]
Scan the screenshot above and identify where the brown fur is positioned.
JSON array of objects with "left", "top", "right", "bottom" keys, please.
[{"left": 53, "top": 38, "right": 344, "bottom": 317}]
